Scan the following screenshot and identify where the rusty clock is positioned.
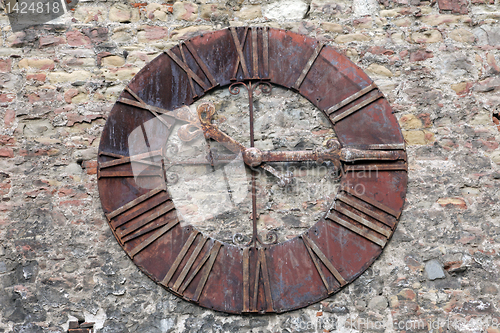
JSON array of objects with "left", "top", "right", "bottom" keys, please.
[{"left": 97, "top": 27, "right": 408, "bottom": 314}]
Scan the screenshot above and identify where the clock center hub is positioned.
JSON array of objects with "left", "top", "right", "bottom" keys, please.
[{"left": 242, "top": 147, "right": 263, "bottom": 167}]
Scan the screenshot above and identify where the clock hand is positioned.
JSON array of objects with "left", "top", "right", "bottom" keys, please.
[
  {"left": 241, "top": 141, "right": 405, "bottom": 166},
  {"left": 119, "top": 88, "right": 196, "bottom": 123},
  {"left": 197, "top": 102, "right": 294, "bottom": 186},
  {"left": 197, "top": 102, "right": 247, "bottom": 154}
]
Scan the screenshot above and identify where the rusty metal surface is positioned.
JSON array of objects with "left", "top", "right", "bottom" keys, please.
[{"left": 97, "top": 27, "right": 408, "bottom": 314}]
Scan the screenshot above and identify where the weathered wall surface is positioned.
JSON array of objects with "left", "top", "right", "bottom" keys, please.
[{"left": 0, "top": 0, "right": 500, "bottom": 332}]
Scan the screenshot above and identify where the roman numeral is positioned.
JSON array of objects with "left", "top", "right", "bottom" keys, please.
[
  {"left": 105, "top": 184, "right": 179, "bottom": 258},
  {"left": 98, "top": 150, "right": 166, "bottom": 179},
  {"left": 230, "top": 27, "right": 250, "bottom": 80},
  {"left": 230, "top": 27, "right": 269, "bottom": 80},
  {"left": 161, "top": 237, "right": 222, "bottom": 301},
  {"left": 128, "top": 219, "right": 178, "bottom": 258},
  {"left": 327, "top": 186, "right": 398, "bottom": 248},
  {"left": 166, "top": 41, "right": 218, "bottom": 95},
  {"left": 242, "top": 248, "right": 274, "bottom": 313},
  {"left": 116, "top": 201, "right": 175, "bottom": 241},
  {"left": 251, "top": 27, "right": 269, "bottom": 79},
  {"left": 161, "top": 231, "right": 206, "bottom": 291},
  {"left": 183, "top": 41, "right": 219, "bottom": 88},
  {"left": 192, "top": 241, "right": 222, "bottom": 302},
  {"left": 301, "top": 235, "right": 346, "bottom": 294},
  {"left": 327, "top": 83, "right": 383, "bottom": 124},
  {"left": 342, "top": 185, "right": 400, "bottom": 219},
  {"left": 251, "top": 27, "right": 259, "bottom": 79},
  {"left": 292, "top": 42, "right": 325, "bottom": 91},
  {"left": 118, "top": 87, "right": 176, "bottom": 129},
  {"left": 118, "top": 87, "right": 205, "bottom": 140}
]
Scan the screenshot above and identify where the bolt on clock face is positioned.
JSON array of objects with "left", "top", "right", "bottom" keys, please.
[{"left": 97, "top": 27, "right": 408, "bottom": 314}]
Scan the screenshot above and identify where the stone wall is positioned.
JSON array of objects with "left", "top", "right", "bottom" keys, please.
[{"left": 0, "top": 0, "right": 500, "bottom": 331}]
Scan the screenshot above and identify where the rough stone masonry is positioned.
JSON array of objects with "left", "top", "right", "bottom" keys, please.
[{"left": 0, "top": 0, "right": 500, "bottom": 331}]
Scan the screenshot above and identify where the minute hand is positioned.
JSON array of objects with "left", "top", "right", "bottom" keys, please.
[
  {"left": 200, "top": 122, "right": 247, "bottom": 155},
  {"left": 197, "top": 102, "right": 247, "bottom": 155},
  {"left": 259, "top": 148, "right": 405, "bottom": 163},
  {"left": 260, "top": 150, "right": 339, "bottom": 163}
]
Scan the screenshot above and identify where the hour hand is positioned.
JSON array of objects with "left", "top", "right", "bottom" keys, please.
[
  {"left": 197, "top": 102, "right": 294, "bottom": 186},
  {"left": 197, "top": 102, "right": 247, "bottom": 155}
]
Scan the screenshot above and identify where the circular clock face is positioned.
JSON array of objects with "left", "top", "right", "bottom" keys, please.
[{"left": 97, "top": 27, "right": 408, "bottom": 314}]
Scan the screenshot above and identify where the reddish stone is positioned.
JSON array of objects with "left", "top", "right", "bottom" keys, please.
[
  {"left": 62, "top": 58, "right": 88, "bottom": 68},
  {"left": 0, "top": 148, "right": 14, "bottom": 158},
  {"left": 443, "top": 260, "right": 463, "bottom": 271},
  {"left": 64, "top": 89, "right": 79, "bottom": 103},
  {"left": 82, "top": 160, "right": 97, "bottom": 175},
  {"left": 26, "top": 73, "right": 46, "bottom": 82},
  {"left": 27, "top": 90, "right": 58, "bottom": 103},
  {"left": 18, "top": 149, "right": 51, "bottom": 157},
  {"left": 0, "top": 93, "right": 15, "bottom": 103},
  {"left": 59, "top": 200, "right": 84, "bottom": 206},
  {"left": 410, "top": 49, "right": 434, "bottom": 62},
  {"left": 58, "top": 188, "right": 74, "bottom": 197},
  {"left": 54, "top": 105, "right": 75, "bottom": 114},
  {"left": 0, "top": 59, "right": 12, "bottom": 72},
  {"left": 35, "top": 149, "right": 49, "bottom": 156},
  {"left": 66, "top": 31, "right": 92, "bottom": 47},
  {"left": 82, "top": 27, "right": 109, "bottom": 44},
  {"left": 4, "top": 109, "right": 15, "bottom": 127},
  {"left": 18, "top": 148, "right": 58, "bottom": 157},
  {"left": 417, "top": 113, "right": 432, "bottom": 127},
  {"left": 312, "top": 129, "right": 330, "bottom": 136},
  {"left": 25, "top": 189, "right": 45, "bottom": 197},
  {"left": 479, "top": 139, "right": 499, "bottom": 151},
  {"left": 27, "top": 93, "right": 40, "bottom": 103},
  {"left": 0, "top": 183, "right": 11, "bottom": 196},
  {"left": 438, "top": 0, "right": 468, "bottom": 14},
  {"left": 398, "top": 288, "right": 417, "bottom": 301},
  {"left": 141, "top": 26, "right": 169, "bottom": 41},
  {"left": 368, "top": 46, "right": 394, "bottom": 55},
  {"left": 437, "top": 197, "right": 467, "bottom": 209},
  {"left": 399, "top": 7, "right": 413, "bottom": 15},
  {"left": 404, "top": 255, "right": 422, "bottom": 273},
  {"left": 39, "top": 36, "right": 65, "bottom": 48},
  {"left": 66, "top": 113, "right": 104, "bottom": 126},
  {"left": 0, "top": 135, "right": 15, "bottom": 145},
  {"left": 353, "top": 17, "right": 372, "bottom": 27}
]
